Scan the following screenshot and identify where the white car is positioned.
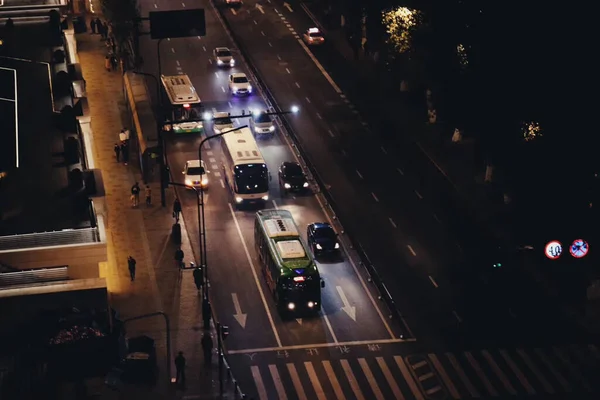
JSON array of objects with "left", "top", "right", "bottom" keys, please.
[
  {"left": 213, "top": 47, "right": 235, "bottom": 67},
  {"left": 250, "top": 111, "right": 275, "bottom": 135},
  {"left": 213, "top": 112, "right": 234, "bottom": 134},
  {"left": 183, "top": 160, "right": 209, "bottom": 189},
  {"left": 303, "top": 27, "right": 325, "bottom": 45},
  {"left": 228, "top": 73, "right": 252, "bottom": 96}
]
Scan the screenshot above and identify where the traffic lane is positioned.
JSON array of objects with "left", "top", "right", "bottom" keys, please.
[{"left": 166, "top": 135, "right": 281, "bottom": 350}]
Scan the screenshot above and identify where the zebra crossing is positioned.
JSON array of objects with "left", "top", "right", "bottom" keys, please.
[{"left": 248, "top": 344, "right": 600, "bottom": 399}]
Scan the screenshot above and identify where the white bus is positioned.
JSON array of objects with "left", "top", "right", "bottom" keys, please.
[
  {"left": 160, "top": 74, "right": 204, "bottom": 134},
  {"left": 221, "top": 127, "right": 270, "bottom": 205}
]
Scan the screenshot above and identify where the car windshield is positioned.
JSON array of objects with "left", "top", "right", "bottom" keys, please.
[
  {"left": 284, "top": 164, "right": 303, "bottom": 178},
  {"left": 314, "top": 226, "right": 335, "bottom": 240},
  {"left": 254, "top": 114, "right": 272, "bottom": 124},
  {"left": 234, "top": 164, "right": 268, "bottom": 194},
  {"left": 214, "top": 117, "right": 232, "bottom": 125},
  {"left": 233, "top": 76, "right": 248, "bottom": 84},
  {"left": 309, "top": 32, "right": 322, "bottom": 38},
  {"left": 217, "top": 50, "right": 231, "bottom": 57},
  {"left": 187, "top": 166, "right": 205, "bottom": 176}
]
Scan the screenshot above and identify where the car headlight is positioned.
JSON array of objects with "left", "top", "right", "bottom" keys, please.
[
  {"left": 303, "top": 182, "right": 309, "bottom": 188},
  {"left": 214, "top": 127, "right": 220, "bottom": 133},
  {"left": 268, "top": 126, "right": 275, "bottom": 132},
  {"left": 284, "top": 183, "right": 291, "bottom": 189},
  {"left": 261, "top": 195, "right": 269, "bottom": 201},
  {"left": 233, "top": 87, "right": 238, "bottom": 93},
  {"left": 185, "top": 179, "right": 192, "bottom": 186},
  {"left": 173, "top": 125, "right": 181, "bottom": 131},
  {"left": 235, "top": 197, "right": 243, "bottom": 203},
  {"left": 201, "top": 179, "right": 208, "bottom": 186},
  {"left": 316, "top": 244, "right": 322, "bottom": 250},
  {"left": 335, "top": 243, "right": 340, "bottom": 249},
  {"left": 248, "top": 85, "right": 253, "bottom": 92},
  {"left": 217, "top": 59, "right": 223, "bottom": 65},
  {"left": 307, "top": 301, "right": 315, "bottom": 308},
  {"left": 287, "top": 302, "right": 295, "bottom": 310},
  {"left": 230, "top": 59, "right": 235, "bottom": 66}
]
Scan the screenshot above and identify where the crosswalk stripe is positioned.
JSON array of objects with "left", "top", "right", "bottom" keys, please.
[
  {"left": 428, "top": 354, "right": 460, "bottom": 399},
  {"left": 322, "top": 361, "right": 346, "bottom": 400},
  {"left": 340, "top": 359, "right": 365, "bottom": 400},
  {"left": 251, "top": 366, "right": 268, "bottom": 400},
  {"left": 464, "top": 351, "right": 498, "bottom": 396},
  {"left": 287, "top": 363, "right": 308, "bottom": 400},
  {"left": 516, "top": 349, "right": 554, "bottom": 394},
  {"left": 481, "top": 350, "right": 516, "bottom": 395},
  {"left": 394, "top": 356, "right": 425, "bottom": 400},
  {"left": 534, "top": 348, "right": 571, "bottom": 392},
  {"left": 305, "top": 362, "right": 327, "bottom": 400},
  {"left": 376, "top": 357, "right": 405, "bottom": 400},
  {"left": 359, "top": 358, "right": 385, "bottom": 400},
  {"left": 446, "top": 353, "right": 480, "bottom": 398},
  {"left": 552, "top": 347, "right": 592, "bottom": 392},
  {"left": 499, "top": 350, "right": 535, "bottom": 395},
  {"left": 268, "top": 365, "right": 288, "bottom": 400}
]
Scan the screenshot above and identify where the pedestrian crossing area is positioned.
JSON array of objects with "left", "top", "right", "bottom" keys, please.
[{"left": 247, "top": 344, "right": 600, "bottom": 399}]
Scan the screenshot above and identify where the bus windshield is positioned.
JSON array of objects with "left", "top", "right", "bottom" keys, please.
[
  {"left": 281, "top": 276, "right": 320, "bottom": 296},
  {"left": 234, "top": 164, "right": 268, "bottom": 194},
  {"left": 173, "top": 106, "right": 201, "bottom": 122}
]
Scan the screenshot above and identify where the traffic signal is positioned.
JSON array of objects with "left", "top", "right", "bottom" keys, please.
[{"left": 219, "top": 325, "right": 229, "bottom": 341}]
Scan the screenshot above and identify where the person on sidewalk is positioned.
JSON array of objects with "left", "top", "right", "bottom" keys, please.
[
  {"left": 121, "top": 143, "right": 129, "bottom": 165},
  {"left": 131, "top": 182, "right": 141, "bottom": 207},
  {"left": 174, "top": 248, "right": 184, "bottom": 268},
  {"left": 94, "top": 17, "right": 102, "bottom": 34},
  {"left": 110, "top": 54, "right": 118, "bottom": 72},
  {"left": 102, "top": 22, "right": 109, "bottom": 39},
  {"left": 201, "top": 333, "right": 213, "bottom": 366},
  {"left": 173, "top": 198, "right": 182, "bottom": 222},
  {"left": 104, "top": 55, "right": 111, "bottom": 72},
  {"left": 90, "top": 19, "right": 97, "bottom": 34},
  {"left": 127, "top": 256, "right": 137, "bottom": 281},
  {"left": 174, "top": 351, "right": 186, "bottom": 386},
  {"left": 114, "top": 143, "right": 121, "bottom": 162},
  {"left": 145, "top": 185, "right": 152, "bottom": 207},
  {"left": 119, "top": 129, "right": 127, "bottom": 144},
  {"left": 193, "top": 266, "right": 204, "bottom": 291}
]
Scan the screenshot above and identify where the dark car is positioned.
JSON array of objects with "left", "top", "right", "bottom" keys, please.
[
  {"left": 278, "top": 162, "right": 309, "bottom": 194},
  {"left": 307, "top": 222, "right": 340, "bottom": 256}
]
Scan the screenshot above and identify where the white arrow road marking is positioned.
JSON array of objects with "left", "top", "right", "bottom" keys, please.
[
  {"left": 231, "top": 293, "right": 247, "bottom": 328},
  {"left": 255, "top": 3, "right": 264, "bottom": 14},
  {"left": 336, "top": 286, "right": 356, "bottom": 321},
  {"left": 296, "top": 319, "right": 303, "bottom": 325}
]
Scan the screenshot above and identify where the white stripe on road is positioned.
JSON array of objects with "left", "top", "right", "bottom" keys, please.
[
  {"left": 323, "top": 361, "right": 346, "bottom": 400},
  {"left": 268, "top": 365, "right": 288, "bottom": 400},
  {"left": 428, "top": 354, "right": 460, "bottom": 399},
  {"left": 251, "top": 366, "right": 268, "bottom": 400},
  {"left": 287, "top": 363, "right": 308, "bottom": 400},
  {"left": 376, "top": 357, "right": 405, "bottom": 400},
  {"left": 389, "top": 218, "right": 396, "bottom": 228},
  {"left": 341, "top": 359, "right": 365, "bottom": 400},
  {"left": 305, "top": 362, "right": 327, "bottom": 400},
  {"left": 482, "top": 350, "right": 516, "bottom": 395},
  {"left": 446, "top": 353, "right": 479, "bottom": 397},
  {"left": 499, "top": 349, "right": 535, "bottom": 395},
  {"left": 359, "top": 358, "right": 384, "bottom": 400},
  {"left": 407, "top": 245, "right": 416, "bottom": 256}
]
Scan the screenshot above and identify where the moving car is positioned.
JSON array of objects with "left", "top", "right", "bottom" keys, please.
[
  {"left": 224, "top": 0, "right": 241, "bottom": 5},
  {"left": 228, "top": 73, "right": 252, "bottom": 96},
  {"left": 278, "top": 162, "right": 309, "bottom": 193},
  {"left": 303, "top": 28, "right": 325, "bottom": 45},
  {"left": 213, "top": 112, "right": 234, "bottom": 134},
  {"left": 307, "top": 223, "right": 340, "bottom": 256},
  {"left": 250, "top": 111, "right": 275, "bottom": 135},
  {"left": 183, "top": 160, "right": 209, "bottom": 190},
  {"left": 213, "top": 47, "right": 235, "bottom": 67}
]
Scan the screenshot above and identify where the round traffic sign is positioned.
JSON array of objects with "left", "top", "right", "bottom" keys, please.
[
  {"left": 545, "top": 240, "right": 563, "bottom": 260},
  {"left": 570, "top": 239, "right": 589, "bottom": 258}
]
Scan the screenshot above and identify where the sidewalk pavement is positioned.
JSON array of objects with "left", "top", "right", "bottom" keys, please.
[
  {"left": 73, "top": 24, "right": 239, "bottom": 399},
  {"left": 300, "top": 2, "right": 594, "bottom": 329}
]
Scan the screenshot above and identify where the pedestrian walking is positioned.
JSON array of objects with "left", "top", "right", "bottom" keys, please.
[
  {"left": 174, "top": 248, "right": 184, "bottom": 268},
  {"left": 123, "top": 127, "right": 131, "bottom": 142},
  {"left": 173, "top": 198, "right": 182, "bottom": 222},
  {"left": 114, "top": 143, "right": 121, "bottom": 162},
  {"left": 145, "top": 185, "right": 152, "bottom": 207},
  {"left": 90, "top": 18, "right": 97, "bottom": 34},
  {"left": 119, "top": 129, "right": 127, "bottom": 143},
  {"left": 104, "top": 55, "right": 111, "bottom": 72},
  {"left": 110, "top": 54, "right": 118, "bottom": 71},
  {"left": 98, "top": 21, "right": 105, "bottom": 39},
  {"left": 94, "top": 17, "right": 102, "bottom": 33},
  {"left": 201, "top": 333, "right": 213, "bottom": 366},
  {"left": 127, "top": 256, "right": 136, "bottom": 281},
  {"left": 131, "top": 182, "right": 141, "bottom": 207},
  {"left": 174, "top": 351, "right": 186, "bottom": 385},
  {"left": 193, "top": 266, "right": 204, "bottom": 290},
  {"left": 102, "top": 22, "right": 109, "bottom": 39},
  {"left": 121, "top": 143, "right": 129, "bottom": 165}
]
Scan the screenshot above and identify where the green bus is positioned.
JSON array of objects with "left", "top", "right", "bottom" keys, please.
[{"left": 254, "top": 209, "right": 324, "bottom": 314}]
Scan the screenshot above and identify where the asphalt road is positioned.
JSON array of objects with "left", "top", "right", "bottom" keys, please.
[{"left": 135, "top": 0, "right": 598, "bottom": 398}]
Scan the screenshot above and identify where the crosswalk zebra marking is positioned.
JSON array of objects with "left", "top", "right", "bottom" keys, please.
[
  {"left": 359, "top": 358, "right": 385, "bottom": 400},
  {"left": 516, "top": 348, "right": 554, "bottom": 394},
  {"left": 552, "top": 346, "right": 592, "bottom": 392},
  {"left": 428, "top": 354, "right": 460, "bottom": 399},
  {"left": 251, "top": 366, "right": 268, "bottom": 400},
  {"left": 341, "top": 359, "right": 365, "bottom": 400},
  {"left": 323, "top": 360, "right": 346, "bottom": 400},
  {"left": 465, "top": 351, "right": 498, "bottom": 396},
  {"left": 446, "top": 352, "right": 480, "bottom": 398},
  {"left": 268, "top": 365, "right": 288, "bottom": 400},
  {"left": 287, "top": 363, "right": 308, "bottom": 400},
  {"left": 394, "top": 356, "right": 425, "bottom": 400},
  {"left": 376, "top": 357, "right": 405, "bottom": 400},
  {"left": 499, "top": 349, "right": 535, "bottom": 395},
  {"left": 534, "top": 348, "right": 571, "bottom": 392},
  {"left": 482, "top": 350, "right": 516, "bottom": 395},
  {"left": 305, "top": 361, "right": 327, "bottom": 400}
]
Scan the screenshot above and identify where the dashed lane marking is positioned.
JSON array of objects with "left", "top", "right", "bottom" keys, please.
[
  {"left": 428, "top": 275, "right": 438, "bottom": 288},
  {"left": 389, "top": 218, "right": 396, "bottom": 228},
  {"left": 356, "top": 170, "right": 363, "bottom": 179},
  {"left": 407, "top": 245, "right": 416, "bottom": 256},
  {"left": 371, "top": 192, "right": 379, "bottom": 202},
  {"left": 295, "top": 82, "right": 300, "bottom": 88},
  {"left": 415, "top": 190, "right": 423, "bottom": 199}
]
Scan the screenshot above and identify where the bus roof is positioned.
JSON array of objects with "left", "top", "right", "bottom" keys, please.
[
  {"left": 222, "top": 127, "right": 265, "bottom": 165},
  {"left": 256, "top": 209, "right": 317, "bottom": 274},
  {"left": 161, "top": 74, "right": 201, "bottom": 105}
]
